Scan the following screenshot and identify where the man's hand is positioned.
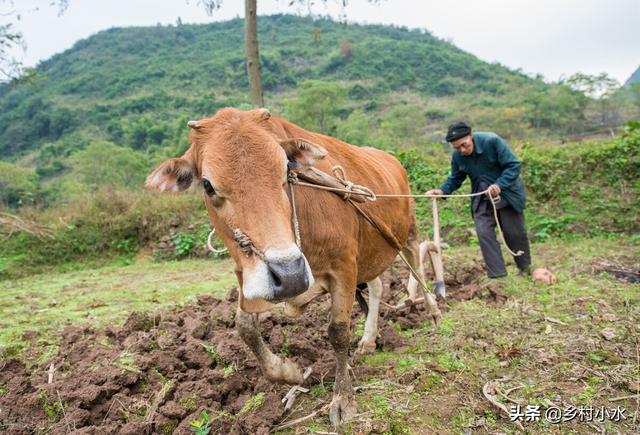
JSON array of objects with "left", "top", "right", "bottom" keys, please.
[
  {"left": 425, "top": 189, "right": 444, "bottom": 197},
  {"left": 487, "top": 184, "right": 501, "bottom": 197}
]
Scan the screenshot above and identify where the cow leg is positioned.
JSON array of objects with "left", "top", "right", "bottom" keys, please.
[
  {"left": 328, "top": 284, "right": 357, "bottom": 426},
  {"left": 356, "top": 277, "right": 382, "bottom": 356},
  {"left": 236, "top": 308, "right": 304, "bottom": 385},
  {"left": 403, "top": 236, "right": 442, "bottom": 326}
]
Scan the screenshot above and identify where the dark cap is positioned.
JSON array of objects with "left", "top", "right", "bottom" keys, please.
[{"left": 446, "top": 121, "right": 471, "bottom": 142}]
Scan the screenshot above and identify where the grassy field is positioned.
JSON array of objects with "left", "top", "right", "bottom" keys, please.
[
  {"left": 1, "top": 237, "right": 638, "bottom": 433},
  {"left": 287, "top": 237, "right": 639, "bottom": 434},
  {"left": 0, "top": 258, "right": 237, "bottom": 363}
]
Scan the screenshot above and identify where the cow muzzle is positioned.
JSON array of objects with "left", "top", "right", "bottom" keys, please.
[
  {"left": 266, "top": 255, "right": 309, "bottom": 299},
  {"left": 242, "top": 246, "right": 314, "bottom": 301}
]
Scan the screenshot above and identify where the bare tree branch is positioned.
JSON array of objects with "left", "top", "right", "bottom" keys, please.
[
  {"left": 195, "top": 0, "right": 224, "bottom": 16},
  {"left": 0, "top": 0, "right": 68, "bottom": 82}
]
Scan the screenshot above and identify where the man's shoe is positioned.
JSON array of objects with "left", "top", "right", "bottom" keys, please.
[{"left": 518, "top": 266, "right": 532, "bottom": 276}]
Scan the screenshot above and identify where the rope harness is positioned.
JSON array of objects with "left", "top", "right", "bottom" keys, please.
[
  {"left": 206, "top": 225, "right": 269, "bottom": 261},
  {"left": 206, "top": 164, "right": 523, "bottom": 281},
  {"left": 285, "top": 166, "right": 524, "bottom": 257}
]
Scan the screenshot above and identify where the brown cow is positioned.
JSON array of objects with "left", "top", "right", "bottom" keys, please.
[{"left": 146, "top": 107, "right": 441, "bottom": 425}]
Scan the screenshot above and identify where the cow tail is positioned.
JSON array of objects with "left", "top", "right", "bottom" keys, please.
[{"left": 355, "top": 283, "right": 369, "bottom": 317}]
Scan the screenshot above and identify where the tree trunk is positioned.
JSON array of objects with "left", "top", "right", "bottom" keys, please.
[{"left": 244, "top": 0, "right": 264, "bottom": 108}]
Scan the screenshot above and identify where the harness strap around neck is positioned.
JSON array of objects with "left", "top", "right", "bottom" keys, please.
[{"left": 287, "top": 170, "right": 302, "bottom": 249}]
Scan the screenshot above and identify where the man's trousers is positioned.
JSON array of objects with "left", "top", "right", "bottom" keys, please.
[{"left": 473, "top": 200, "right": 532, "bottom": 278}]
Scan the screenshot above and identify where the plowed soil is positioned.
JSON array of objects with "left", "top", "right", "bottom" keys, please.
[{"left": 0, "top": 261, "right": 492, "bottom": 434}]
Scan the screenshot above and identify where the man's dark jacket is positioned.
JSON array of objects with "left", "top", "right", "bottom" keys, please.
[{"left": 439, "top": 132, "right": 526, "bottom": 213}]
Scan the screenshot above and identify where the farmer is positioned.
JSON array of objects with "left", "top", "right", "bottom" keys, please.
[{"left": 426, "top": 122, "right": 532, "bottom": 278}]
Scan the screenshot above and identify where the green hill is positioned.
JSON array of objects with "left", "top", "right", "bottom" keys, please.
[{"left": 0, "top": 14, "right": 577, "bottom": 166}]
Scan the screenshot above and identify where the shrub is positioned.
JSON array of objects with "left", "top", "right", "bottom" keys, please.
[
  {"left": 0, "top": 162, "right": 37, "bottom": 207},
  {"left": 0, "top": 190, "right": 205, "bottom": 278}
]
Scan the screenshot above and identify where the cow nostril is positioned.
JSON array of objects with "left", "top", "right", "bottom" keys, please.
[
  {"left": 266, "top": 255, "right": 309, "bottom": 298},
  {"left": 269, "top": 269, "right": 282, "bottom": 288}
]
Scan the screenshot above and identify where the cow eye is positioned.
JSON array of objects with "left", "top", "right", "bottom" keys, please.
[{"left": 202, "top": 179, "right": 216, "bottom": 196}]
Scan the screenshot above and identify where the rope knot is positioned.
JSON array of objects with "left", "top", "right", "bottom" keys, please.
[
  {"left": 343, "top": 181, "right": 354, "bottom": 200},
  {"left": 287, "top": 170, "right": 298, "bottom": 184},
  {"left": 233, "top": 228, "right": 253, "bottom": 255},
  {"left": 331, "top": 165, "right": 377, "bottom": 202},
  {"left": 232, "top": 228, "right": 267, "bottom": 261}
]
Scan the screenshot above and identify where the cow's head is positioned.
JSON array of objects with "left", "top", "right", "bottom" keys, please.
[{"left": 146, "top": 108, "right": 325, "bottom": 303}]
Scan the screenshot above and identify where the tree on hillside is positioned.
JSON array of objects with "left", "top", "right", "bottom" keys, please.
[
  {"left": 0, "top": 22, "right": 23, "bottom": 80},
  {"left": 564, "top": 72, "right": 621, "bottom": 129},
  {"left": 200, "top": 0, "right": 384, "bottom": 108},
  {"left": 524, "top": 84, "right": 588, "bottom": 134},
  {"left": 336, "top": 109, "right": 371, "bottom": 145},
  {"left": 285, "top": 80, "right": 346, "bottom": 134},
  {"left": 68, "top": 141, "right": 149, "bottom": 190},
  {"left": 0, "top": 161, "right": 37, "bottom": 207}
]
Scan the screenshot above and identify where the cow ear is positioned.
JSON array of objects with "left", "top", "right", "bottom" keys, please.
[
  {"left": 145, "top": 148, "right": 196, "bottom": 192},
  {"left": 280, "top": 138, "right": 327, "bottom": 167}
]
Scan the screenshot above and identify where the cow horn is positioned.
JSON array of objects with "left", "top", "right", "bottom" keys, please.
[
  {"left": 258, "top": 108, "right": 271, "bottom": 120},
  {"left": 187, "top": 120, "right": 199, "bottom": 129}
]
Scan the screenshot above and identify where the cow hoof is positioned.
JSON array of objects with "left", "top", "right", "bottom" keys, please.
[
  {"left": 329, "top": 394, "right": 357, "bottom": 426},
  {"left": 264, "top": 357, "right": 304, "bottom": 385},
  {"left": 356, "top": 339, "right": 376, "bottom": 356}
]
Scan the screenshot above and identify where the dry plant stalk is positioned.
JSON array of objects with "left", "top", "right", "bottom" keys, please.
[
  {"left": 143, "top": 379, "right": 175, "bottom": 425},
  {"left": 0, "top": 212, "right": 54, "bottom": 238},
  {"left": 482, "top": 380, "right": 525, "bottom": 431}
]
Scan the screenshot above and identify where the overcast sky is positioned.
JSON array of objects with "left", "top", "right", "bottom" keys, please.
[{"left": 5, "top": 0, "right": 639, "bottom": 84}]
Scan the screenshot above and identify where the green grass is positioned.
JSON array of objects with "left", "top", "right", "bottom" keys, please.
[
  {"left": 39, "top": 388, "right": 65, "bottom": 421},
  {"left": 113, "top": 350, "right": 141, "bottom": 373},
  {"left": 288, "top": 236, "right": 639, "bottom": 434},
  {"left": 0, "top": 257, "right": 236, "bottom": 358},
  {"left": 237, "top": 392, "right": 266, "bottom": 416}
]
